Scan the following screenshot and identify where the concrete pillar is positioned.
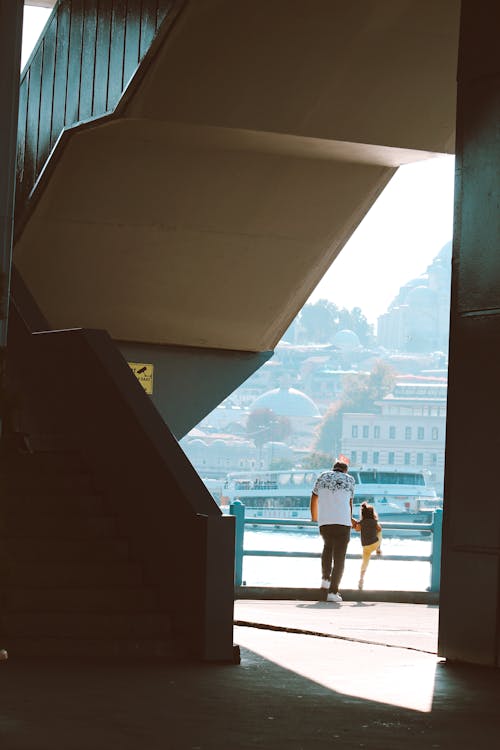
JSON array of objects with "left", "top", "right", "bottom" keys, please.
[
  {"left": 439, "top": 0, "right": 500, "bottom": 666},
  {"left": 117, "top": 342, "right": 272, "bottom": 439},
  {"left": 0, "top": 0, "right": 24, "bottom": 347}
]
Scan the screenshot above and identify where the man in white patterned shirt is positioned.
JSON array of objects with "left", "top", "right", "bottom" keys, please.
[{"left": 310, "top": 460, "right": 355, "bottom": 602}]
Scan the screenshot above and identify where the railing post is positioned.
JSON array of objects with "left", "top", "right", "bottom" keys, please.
[
  {"left": 430, "top": 508, "right": 443, "bottom": 593},
  {"left": 229, "top": 500, "right": 245, "bottom": 587}
]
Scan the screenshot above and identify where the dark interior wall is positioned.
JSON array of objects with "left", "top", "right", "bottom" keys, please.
[
  {"left": 0, "top": 0, "right": 23, "bottom": 349},
  {"left": 117, "top": 341, "right": 272, "bottom": 438},
  {"left": 439, "top": 0, "right": 500, "bottom": 666},
  {"left": 7, "top": 272, "right": 236, "bottom": 661}
]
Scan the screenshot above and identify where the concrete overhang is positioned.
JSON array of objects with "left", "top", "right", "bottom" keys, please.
[{"left": 14, "top": 0, "right": 461, "bottom": 353}]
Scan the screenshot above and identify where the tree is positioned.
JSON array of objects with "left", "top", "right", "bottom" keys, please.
[
  {"left": 342, "top": 371, "right": 370, "bottom": 410},
  {"left": 269, "top": 457, "right": 295, "bottom": 470},
  {"left": 342, "top": 359, "right": 396, "bottom": 412},
  {"left": 366, "top": 359, "right": 396, "bottom": 401},
  {"left": 314, "top": 401, "right": 344, "bottom": 455},
  {"left": 337, "top": 306, "right": 374, "bottom": 345},
  {"left": 293, "top": 299, "right": 374, "bottom": 346},
  {"left": 299, "top": 299, "right": 339, "bottom": 343},
  {"left": 246, "top": 408, "right": 292, "bottom": 449},
  {"left": 300, "top": 452, "right": 332, "bottom": 469},
  {"left": 313, "top": 360, "right": 396, "bottom": 454}
]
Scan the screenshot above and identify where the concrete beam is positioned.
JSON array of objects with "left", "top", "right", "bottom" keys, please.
[{"left": 24, "top": 1, "right": 55, "bottom": 7}]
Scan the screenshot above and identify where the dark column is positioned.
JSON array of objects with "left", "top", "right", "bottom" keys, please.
[
  {"left": 0, "top": 0, "right": 24, "bottom": 422},
  {"left": 439, "top": 0, "right": 500, "bottom": 666}
]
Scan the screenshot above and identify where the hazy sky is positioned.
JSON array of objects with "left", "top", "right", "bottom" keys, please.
[
  {"left": 308, "top": 156, "right": 455, "bottom": 326},
  {"left": 22, "top": 5, "right": 455, "bottom": 330},
  {"left": 21, "top": 6, "right": 51, "bottom": 67}
]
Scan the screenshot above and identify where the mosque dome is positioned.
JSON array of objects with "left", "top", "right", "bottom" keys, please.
[
  {"left": 407, "top": 285, "right": 437, "bottom": 308},
  {"left": 250, "top": 387, "right": 321, "bottom": 418},
  {"left": 189, "top": 438, "right": 208, "bottom": 447},
  {"left": 184, "top": 427, "right": 206, "bottom": 439},
  {"left": 332, "top": 329, "right": 361, "bottom": 351},
  {"left": 211, "top": 439, "right": 227, "bottom": 447},
  {"left": 436, "top": 241, "right": 452, "bottom": 263},
  {"left": 394, "top": 275, "right": 428, "bottom": 304}
]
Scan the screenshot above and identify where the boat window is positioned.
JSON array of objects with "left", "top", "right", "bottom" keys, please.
[
  {"left": 377, "top": 472, "right": 425, "bottom": 485},
  {"left": 354, "top": 495, "right": 374, "bottom": 505},
  {"left": 253, "top": 478, "right": 278, "bottom": 489},
  {"left": 235, "top": 480, "right": 252, "bottom": 489},
  {"left": 358, "top": 471, "right": 377, "bottom": 483}
]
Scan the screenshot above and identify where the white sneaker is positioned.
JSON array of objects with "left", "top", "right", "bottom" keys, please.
[
  {"left": 327, "top": 592, "right": 342, "bottom": 603},
  {"left": 321, "top": 579, "right": 330, "bottom": 589}
]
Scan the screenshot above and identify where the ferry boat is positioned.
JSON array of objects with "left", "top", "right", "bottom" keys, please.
[{"left": 216, "top": 468, "right": 440, "bottom": 522}]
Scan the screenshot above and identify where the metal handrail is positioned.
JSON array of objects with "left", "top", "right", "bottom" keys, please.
[{"left": 229, "top": 501, "right": 443, "bottom": 593}]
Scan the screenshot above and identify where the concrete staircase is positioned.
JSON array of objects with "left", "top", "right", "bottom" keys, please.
[{"left": 0, "top": 449, "right": 177, "bottom": 657}]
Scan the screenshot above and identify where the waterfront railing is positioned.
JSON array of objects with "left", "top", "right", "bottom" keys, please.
[{"left": 228, "top": 501, "right": 443, "bottom": 593}]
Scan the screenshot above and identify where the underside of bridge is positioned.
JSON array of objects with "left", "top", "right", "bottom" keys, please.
[
  {"left": 1, "top": 0, "right": 499, "bottom": 666},
  {"left": 15, "top": 1, "right": 458, "bottom": 352}
]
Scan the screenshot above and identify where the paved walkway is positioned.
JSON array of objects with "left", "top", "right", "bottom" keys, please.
[
  {"left": 1, "top": 601, "right": 500, "bottom": 749},
  {"left": 235, "top": 599, "right": 439, "bottom": 653}
]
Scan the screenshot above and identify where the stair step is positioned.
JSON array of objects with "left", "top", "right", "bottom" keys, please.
[
  {"left": 0, "top": 444, "right": 176, "bottom": 658},
  {"left": 0, "top": 586, "right": 159, "bottom": 613},
  {"left": 0, "top": 494, "right": 108, "bottom": 516},
  {"left": 1, "top": 538, "right": 130, "bottom": 563},
  {"left": 0, "top": 613, "right": 172, "bottom": 638},
  {"left": 0, "top": 636, "right": 180, "bottom": 658},
  {"left": 2, "top": 562, "right": 143, "bottom": 587},
  {"left": 0, "top": 516, "right": 118, "bottom": 538}
]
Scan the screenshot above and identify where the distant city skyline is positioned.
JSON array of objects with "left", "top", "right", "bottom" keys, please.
[{"left": 308, "top": 156, "right": 455, "bottom": 329}]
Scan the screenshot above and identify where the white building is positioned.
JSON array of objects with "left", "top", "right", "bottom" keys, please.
[
  {"left": 180, "top": 432, "right": 295, "bottom": 478},
  {"left": 340, "top": 382, "right": 447, "bottom": 495},
  {"left": 249, "top": 385, "right": 322, "bottom": 448}
]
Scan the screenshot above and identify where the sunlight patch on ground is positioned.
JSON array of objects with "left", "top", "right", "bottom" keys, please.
[
  {"left": 235, "top": 599, "right": 439, "bottom": 653},
  {"left": 235, "top": 625, "right": 438, "bottom": 713}
]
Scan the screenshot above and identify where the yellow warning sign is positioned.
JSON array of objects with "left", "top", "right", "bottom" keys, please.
[{"left": 128, "top": 362, "right": 154, "bottom": 395}]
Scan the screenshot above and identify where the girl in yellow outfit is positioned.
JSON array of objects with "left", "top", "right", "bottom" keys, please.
[{"left": 352, "top": 502, "right": 382, "bottom": 590}]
